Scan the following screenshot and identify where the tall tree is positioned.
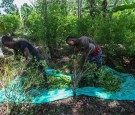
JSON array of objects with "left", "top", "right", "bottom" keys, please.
[
  {"left": 0, "top": 0, "right": 18, "bottom": 14},
  {"left": 43, "top": 0, "right": 51, "bottom": 62},
  {"left": 78, "top": 0, "right": 82, "bottom": 18},
  {"left": 102, "top": 0, "right": 107, "bottom": 17},
  {"left": 87, "top": 0, "right": 96, "bottom": 17},
  {"left": 113, "top": 0, "right": 119, "bottom": 9},
  {"left": 21, "top": 3, "right": 33, "bottom": 25},
  {"left": 43, "top": 0, "right": 48, "bottom": 43},
  {"left": 61, "top": 0, "right": 68, "bottom": 16}
]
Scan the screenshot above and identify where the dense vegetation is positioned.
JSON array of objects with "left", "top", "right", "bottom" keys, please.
[{"left": 0, "top": 0, "right": 135, "bottom": 114}]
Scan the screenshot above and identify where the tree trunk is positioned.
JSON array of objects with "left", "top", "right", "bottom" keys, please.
[
  {"left": 102, "top": 0, "right": 107, "bottom": 17},
  {"left": 78, "top": 0, "right": 82, "bottom": 18},
  {"left": 43, "top": 0, "right": 48, "bottom": 40},
  {"left": 43, "top": 0, "right": 51, "bottom": 63},
  {"left": 113, "top": 0, "right": 119, "bottom": 9},
  {"left": 18, "top": 7, "right": 22, "bottom": 21},
  {"left": 89, "top": 0, "right": 96, "bottom": 17},
  {"left": 72, "top": 59, "right": 78, "bottom": 98}
]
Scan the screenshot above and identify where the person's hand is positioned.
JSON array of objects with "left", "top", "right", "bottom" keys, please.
[
  {"left": 21, "top": 70, "right": 27, "bottom": 76},
  {"left": 65, "top": 68, "right": 71, "bottom": 74},
  {"left": 26, "top": 60, "right": 32, "bottom": 68}
]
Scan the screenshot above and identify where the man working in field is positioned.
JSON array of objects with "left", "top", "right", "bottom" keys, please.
[
  {"left": 1, "top": 35, "right": 47, "bottom": 82},
  {"left": 66, "top": 36, "right": 102, "bottom": 70}
]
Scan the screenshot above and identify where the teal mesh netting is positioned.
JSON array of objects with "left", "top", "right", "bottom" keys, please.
[{"left": 0, "top": 66, "right": 135, "bottom": 103}]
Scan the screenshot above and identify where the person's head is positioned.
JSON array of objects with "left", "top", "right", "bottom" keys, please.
[
  {"left": 1, "top": 35, "right": 15, "bottom": 48},
  {"left": 66, "top": 37, "right": 78, "bottom": 46}
]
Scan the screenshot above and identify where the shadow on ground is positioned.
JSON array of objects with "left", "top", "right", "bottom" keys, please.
[{"left": 0, "top": 96, "right": 135, "bottom": 115}]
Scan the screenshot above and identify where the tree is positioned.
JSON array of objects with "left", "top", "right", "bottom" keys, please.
[
  {"left": 113, "top": 0, "right": 119, "bottom": 9},
  {"left": 43, "top": 0, "right": 48, "bottom": 42},
  {"left": 0, "top": 0, "right": 18, "bottom": 15},
  {"left": 21, "top": 3, "right": 33, "bottom": 26},
  {"left": 78, "top": 0, "right": 82, "bottom": 18},
  {"left": 102, "top": 0, "right": 107, "bottom": 17},
  {"left": 43, "top": 0, "right": 51, "bottom": 63},
  {"left": 0, "top": 15, "right": 20, "bottom": 35},
  {"left": 89, "top": 0, "right": 96, "bottom": 17}
]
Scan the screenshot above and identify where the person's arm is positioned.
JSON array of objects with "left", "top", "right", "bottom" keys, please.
[
  {"left": 14, "top": 49, "right": 20, "bottom": 60},
  {"left": 80, "top": 44, "right": 96, "bottom": 70},
  {"left": 80, "top": 50, "right": 89, "bottom": 70},
  {"left": 78, "top": 37, "right": 90, "bottom": 70},
  {"left": 23, "top": 47, "right": 31, "bottom": 60},
  {"left": 74, "top": 47, "right": 79, "bottom": 55},
  {"left": 67, "top": 46, "right": 78, "bottom": 59},
  {"left": 14, "top": 49, "right": 18, "bottom": 56},
  {"left": 23, "top": 47, "right": 33, "bottom": 68},
  {"left": 26, "top": 60, "right": 32, "bottom": 68}
]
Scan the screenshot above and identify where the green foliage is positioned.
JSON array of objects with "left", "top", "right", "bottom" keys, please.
[
  {"left": 79, "top": 12, "right": 135, "bottom": 57},
  {"left": 18, "top": 60, "right": 71, "bottom": 91},
  {"left": 0, "top": 2, "right": 134, "bottom": 66},
  {"left": 0, "top": 15, "right": 20, "bottom": 35},
  {"left": 0, "top": 57, "right": 48, "bottom": 92},
  {"left": 110, "top": 12, "right": 135, "bottom": 56},
  {"left": 0, "top": 57, "right": 25, "bottom": 90},
  {"left": 56, "top": 16, "right": 78, "bottom": 44},
  {"left": 25, "top": 11, "right": 45, "bottom": 40},
  {"left": 24, "top": 0, "right": 78, "bottom": 46},
  {"left": 21, "top": 3, "right": 33, "bottom": 25},
  {"left": 46, "top": 1, "right": 78, "bottom": 46},
  {"left": 21, "top": 73, "right": 71, "bottom": 91},
  {"left": 97, "top": 69, "right": 123, "bottom": 92},
  {"left": 0, "top": 0, "right": 18, "bottom": 14},
  {"left": 79, "top": 63, "right": 124, "bottom": 92},
  {"left": 113, "top": 3, "right": 135, "bottom": 12},
  {"left": 47, "top": 76, "right": 71, "bottom": 89}
]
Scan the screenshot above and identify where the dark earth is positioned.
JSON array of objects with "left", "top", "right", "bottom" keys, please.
[{"left": 0, "top": 96, "right": 135, "bottom": 115}]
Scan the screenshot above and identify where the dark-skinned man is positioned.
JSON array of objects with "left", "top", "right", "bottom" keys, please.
[{"left": 1, "top": 35, "right": 47, "bottom": 83}]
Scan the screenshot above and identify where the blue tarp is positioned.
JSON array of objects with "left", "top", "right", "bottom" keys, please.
[{"left": 0, "top": 66, "right": 135, "bottom": 104}]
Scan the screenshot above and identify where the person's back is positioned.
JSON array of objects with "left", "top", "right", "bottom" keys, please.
[
  {"left": 66, "top": 36, "right": 102, "bottom": 67},
  {"left": 15, "top": 40, "right": 41, "bottom": 61},
  {"left": 1, "top": 35, "right": 47, "bottom": 83},
  {"left": 76, "top": 36, "right": 95, "bottom": 52}
]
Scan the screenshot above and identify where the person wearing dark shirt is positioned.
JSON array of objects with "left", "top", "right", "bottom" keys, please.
[
  {"left": 1, "top": 35, "right": 47, "bottom": 81},
  {"left": 66, "top": 36, "right": 102, "bottom": 70}
]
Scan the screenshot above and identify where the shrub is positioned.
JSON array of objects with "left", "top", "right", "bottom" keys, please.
[{"left": 0, "top": 15, "right": 20, "bottom": 35}]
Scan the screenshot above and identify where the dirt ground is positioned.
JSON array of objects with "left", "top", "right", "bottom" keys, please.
[{"left": 0, "top": 96, "right": 135, "bottom": 115}]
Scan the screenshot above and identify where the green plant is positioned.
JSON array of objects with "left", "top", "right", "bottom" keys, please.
[
  {"left": 79, "top": 63, "right": 124, "bottom": 92},
  {"left": 25, "top": 11, "right": 45, "bottom": 40},
  {"left": 47, "top": 75, "right": 71, "bottom": 89},
  {"left": 0, "top": 15, "right": 20, "bottom": 35},
  {"left": 97, "top": 71, "right": 123, "bottom": 92}
]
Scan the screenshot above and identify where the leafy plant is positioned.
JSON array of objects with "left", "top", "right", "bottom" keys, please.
[
  {"left": 0, "top": 15, "right": 20, "bottom": 35},
  {"left": 47, "top": 75, "right": 71, "bottom": 89},
  {"left": 25, "top": 11, "right": 45, "bottom": 40},
  {"left": 79, "top": 63, "right": 124, "bottom": 92},
  {"left": 97, "top": 70, "right": 123, "bottom": 92}
]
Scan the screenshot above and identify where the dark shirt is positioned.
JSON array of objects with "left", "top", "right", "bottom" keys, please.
[
  {"left": 75, "top": 36, "right": 96, "bottom": 54},
  {"left": 14, "top": 40, "right": 41, "bottom": 61}
]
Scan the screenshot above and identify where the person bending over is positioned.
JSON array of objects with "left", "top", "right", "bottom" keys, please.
[
  {"left": 1, "top": 35, "right": 47, "bottom": 81},
  {"left": 66, "top": 36, "right": 102, "bottom": 70}
]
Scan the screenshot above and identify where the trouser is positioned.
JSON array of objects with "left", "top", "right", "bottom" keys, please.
[{"left": 87, "top": 48, "right": 102, "bottom": 67}]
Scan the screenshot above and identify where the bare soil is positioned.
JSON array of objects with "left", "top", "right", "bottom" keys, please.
[{"left": 0, "top": 96, "right": 135, "bottom": 115}]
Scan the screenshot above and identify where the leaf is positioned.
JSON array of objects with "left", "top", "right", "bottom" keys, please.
[{"left": 113, "top": 3, "right": 135, "bottom": 12}]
